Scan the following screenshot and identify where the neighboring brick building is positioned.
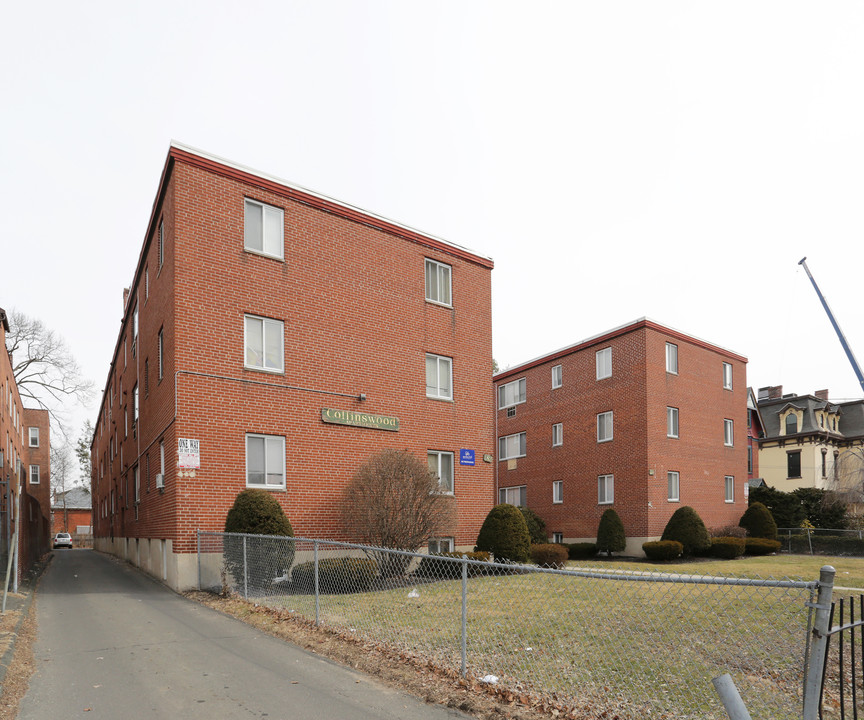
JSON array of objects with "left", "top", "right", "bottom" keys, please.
[
  {"left": 494, "top": 318, "right": 748, "bottom": 555},
  {"left": 0, "top": 309, "right": 52, "bottom": 584},
  {"left": 52, "top": 486, "right": 93, "bottom": 539},
  {"left": 90, "top": 143, "right": 495, "bottom": 590},
  {"left": 746, "top": 387, "right": 765, "bottom": 483}
]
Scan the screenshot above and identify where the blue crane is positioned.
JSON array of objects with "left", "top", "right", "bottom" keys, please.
[{"left": 798, "top": 257, "right": 864, "bottom": 394}]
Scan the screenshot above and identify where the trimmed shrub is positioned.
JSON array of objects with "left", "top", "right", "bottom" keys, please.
[
  {"left": 416, "top": 551, "right": 491, "bottom": 579},
  {"left": 711, "top": 537, "right": 746, "bottom": 559},
  {"left": 661, "top": 506, "right": 711, "bottom": 556},
  {"left": 475, "top": 504, "right": 531, "bottom": 563},
  {"left": 567, "top": 542, "right": 598, "bottom": 560},
  {"left": 224, "top": 489, "right": 294, "bottom": 592},
  {"left": 642, "top": 540, "right": 683, "bottom": 562},
  {"left": 749, "top": 486, "right": 805, "bottom": 529},
  {"left": 745, "top": 538, "right": 782, "bottom": 556},
  {"left": 596, "top": 508, "right": 626, "bottom": 557},
  {"left": 520, "top": 507, "right": 548, "bottom": 545},
  {"left": 739, "top": 502, "right": 778, "bottom": 540},
  {"left": 530, "top": 543, "right": 568, "bottom": 569},
  {"left": 291, "top": 557, "right": 377, "bottom": 594},
  {"left": 710, "top": 525, "right": 747, "bottom": 539}
]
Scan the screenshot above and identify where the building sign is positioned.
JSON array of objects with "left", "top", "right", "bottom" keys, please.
[
  {"left": 320, "top": 408, "right": 399, "bottom": 432},
  {"left": 178, "top": 438, "right": 200, "bottom": 469},
  {"left": 460, "top": 449, "right": 475, "bottom": 466}
]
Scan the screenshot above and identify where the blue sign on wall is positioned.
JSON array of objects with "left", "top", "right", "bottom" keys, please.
[{"left": 460, "top": 449, "right": 475, "bottom": 466}]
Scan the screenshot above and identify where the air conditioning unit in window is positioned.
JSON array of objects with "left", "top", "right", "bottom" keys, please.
[{"left": 155, "top": 473, "right": 164, "bottom": 489}]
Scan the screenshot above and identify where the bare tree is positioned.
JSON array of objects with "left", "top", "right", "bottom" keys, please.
[
  {"left": 831, "top": 447, "right": 864, "bottom": 527},
  {"left": 75, "top": 420, "right": 94, "bottom": 485},
  {"left": 342, "top": 449, "right": 456, "bottom": 576},
  {"left": 50, "top": 443, "right": 75, "bottom": 534},
  {"left": 6, "top": 309, "right": 94, "bottom": 438}
]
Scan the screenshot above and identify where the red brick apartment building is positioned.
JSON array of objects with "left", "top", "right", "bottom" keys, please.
[
  {"left": 90, "top": 143, "right": 495, "bottom": 590},
  {"left": 494, "top": 319, "right": 748, "bottom": 555},
  {"left": 0, "top": 308, "right": 52, "bottom": 584}
]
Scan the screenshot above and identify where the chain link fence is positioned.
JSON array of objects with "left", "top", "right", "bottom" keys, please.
[
  {"left": 197, "top": 532, "right": 818, "bottom": 719},
  {"left": 778, "top": 528, "right": 864, "bottom": 557}
]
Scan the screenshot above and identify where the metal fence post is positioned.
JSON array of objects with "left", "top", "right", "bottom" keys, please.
[
  {"left": 197, "top": 531, "right": 201, "bottom": 591},
  {"left": 803, "top": 565, "right": 836, "bottom": 720},
  {"left": 712, "top": 674, "right": 751, "bottom": 720},
  {"left": 242, "top": 535, "right": 248, "bottom": 600},
  {"left": 461, "top": 557, "right": 468, "bottom": 678},
  {"left": 314, "top": 540, "right": 320, "bottom": 627}
]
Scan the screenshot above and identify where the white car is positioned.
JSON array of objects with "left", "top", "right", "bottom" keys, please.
[{"left": 53, "top": 532, "right": 73, "bottom": 549}]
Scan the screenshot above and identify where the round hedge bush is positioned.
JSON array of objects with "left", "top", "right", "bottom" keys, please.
[
  {"left": 711, "top": 536, "right": 746, "bottom": 559},
  {"left": 661, "top": 506, "right": 711, "bottom": 556},
  {"left": 225, "top": 489, "right": 294, "bottom": 536},
  {"left": 530, "top": 543, "right": 569, "bottom": 569},
  {"left": 642, "top": 540, "right": 683, "bottom": 562},
  {"left": 739, "top": 502, "right": 778, "bottom": 540},
  {"left": 291, "top": 557, "right": 377, "bottom": 594},
  {"left": 520, "top": 507, "right": 548, "bottom": 544},
  {"left": 568, "top": 542, "right": 598, "bottom": 560},
  {"left": 475, "top": 504, "right": 531, "bottom": 563},
  {"left": 596, "top": 508, "right": 626, "bottom": 557},
  {"left": 745, "top": 537, "right": 782, "bottom": 556}
]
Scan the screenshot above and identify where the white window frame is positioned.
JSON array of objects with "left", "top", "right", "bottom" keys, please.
[
  {"left": 666, "top": 342, "right": 678, "bottom": 374},
  {"left": 28, "top": 427, "right": 39, "bottom": 448},
  {"left": 244, "top": 198, "right": 284, "bottom": 260},
  {"left": 596, "top": 347, "right": 612, "bottom": 380},
  {"left": 551, "top": 364, "right": 563, "bottom": 389},
  {"left": 723, "top": 362, "right": 733, "bottom": 390},
  {"left": 667, "top": 471, "right": 680, "bottom": 502},
  {"left": 498, "top": 485, "right": 527, "bottom": 507},
  {"left": 425, "top": 354, "right": 453, "bottom": 400},
  {"left": 552, "top": 532, "right": 563, "bottom": 544},
  {"left": 497, "top": 378, "right": 526, "bottom": 409},
  {"left": 245, "top": 433, "right": 286, "bottom": 489},
  {"left": 724, "top": 419, "right": 734, "bottom": 447},
  {"left": 428, "top": 537, "right": 454, "bottom": 554},
  {"left": 498, "top": 432, "right": 527, "bottom": 461},
  {"left": 244, "top": 314, "right": 285, "bottom": 373},
  {"left": 134, "top": 465, "right": 140, "bottom": 504},
  {"left": 158, "top": 218, "right": 165, "bottom": 268},
  {"left": 597, "top": 411, "right": 614, "bottom": 443},
  {"left": 427, "top": 450, "right": 454, "bottom": 495},
  {"left": 598, "top": 474, "right": 614, "bottom": 505},
  {"left": 725, "top": 475, "right": 735, "bottom": 503},
  {"left": 667, "top": 407, "right": 679, "bottom": 439},
  {"left": 553, "top": 480, "right": 563, "bottom": 504},
  {"left": 424, "top": 258, "right": 452, "bottom": 307},
  {"left": 158, "top": 328, "right": 164, "bottom": 380},
  {"left": 29, "top": 464, "right": 40, "bottom": 484},
  {"left": 552, "top": 422, "right": 563, "bottom": 447}
]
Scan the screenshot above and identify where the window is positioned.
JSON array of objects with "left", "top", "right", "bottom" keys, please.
[
  {"left": 724, "top": 419, "right": 733, "bottom": 446},
  {"left": 135, "top": 465, "right": 140, "bottom": 504},
  {"left": 29, "top": 465, "right": 39, "bottom": 484},
  {"left": 551, "top": 365, "right": 563, "bottom": 389},
  {"left": 158, "top": 219, "right": 164, "bottom": 268},
  {"left": 787, "top": 450, "right": 802, "bottom": 478},
  {"left": 144, "top": 359, "right": 149, "bottom": 396},
  {"left": 785, "top": 415, "right": 798, "bottom": 435},
  {"left": 725, "top": 476, "right": 734, "bottom": 503},
  {"left": 598, "top": 474, "right": 614, "bottom": 504},
  {"left": 667, "top": 471, "right": 679, "bottom": 502},
  {"left": 553, "top": 480, "right": 563, "bottom": 504},
  {"left": 427, "top": 451, "right": 454, "bottom": 494},
  {"left": 245, "top": 315, "right": 284, "bottom": 372},
  {"left": 747, "top": 446, "right": 753, "bottom": 474},
  {"left": 497, "top": 378, "right": 526, "bottom": 409},
  {"left": 498, "top": 485, "right": 527, "bottom": 506},
  {"left": 131, "top": 304, "right": 138, "bottom": 356},
  {"left": 552, "top": 423, "right": 563, "bottom": 447},
  {"left": 552, "top": 532, "right": 563, "bottom": 544},
  {"left": 723, "top": 362, "right": 733, "bottom": 390},
  {"left": 666, "top": 342, "right": 678, "bottom": 374},
  {"left": 133, "top": 384, "right": 139, "bottom": 422},
  {"left": 145, "top": 266, "right": 149, "bottom": 300},
  {"left": 498, "top": 432, "right": 526, "bottom": 460},
  {"left": 428, "top": 537, "right": 454, "bottom": 554},
  {"left": 597, "top": 411, "right": 613, "bottom": 442},
  {"left": 28, "top": 427, "right": 38, "bottom": 448},
  {"left": 246, "top": 433, "right": 286, "bottom": 488},
  {"left": 425, "top": 354, "right": 453, "bottom": 400},
  {"left": 596, "top": 347, "right": 612, "bottom": 380},
  {"left": 425, "top": 259, "right": 452, "bottom": 306},
  {"left": 822, "top": 449, "right": 828, "bottom": 478},
  {"left": 244, "top": 198, "right": 284, "bottom": 259},
  {"left": 667, "top": 407, "right": 679, "bottom": 438},
  {"left": 158, "top": 328, "right": 164, "bottom": 380}
]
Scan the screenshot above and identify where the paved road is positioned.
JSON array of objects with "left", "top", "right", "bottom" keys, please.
[{"left": 18, "top": 551, "right": 465, "bottom": 719}]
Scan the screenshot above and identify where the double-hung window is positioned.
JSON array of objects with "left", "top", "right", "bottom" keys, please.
[
  {"left": 425, "top": 354, "right": 453, "bottom": 400},
  {"left": 551, "top": 365, "right": 563, "bottom": 389},
  {"left": 553, "top": 480, "right": 563, "bottom": 504},
  {"left": 667, "top": 471, "right": 679, "bottom": 502},
  {"left": 158, "top": 219, "right": 165, "bottom": 268},
  {"left": 596, "top": 347, "right": 612, "bottom": 380},
  {"left": 133, "top": 384, "right": 138, "bottom": 423},
  {"left": 497, "top": 378, "right": 526, "bottom": 409},
  {"left": 28, "top": 427, "right": 39, "bottom": 448},
  {"left": 498, "top": 432, "right": 526, "bottom": 460},
  {"left": 245, "top": 315, "right": 284, "bottom": 372},
  {"left": 667, "top": 407, "right": 679, "bottom": 438},
  {"left": 425, "top": 259, "right": 452, "bottom": 306},
  {"left": 246, "top": 433, "right": 286, "bottom": 488},
  {"left": 244, "top": 199, "right": 284, "bottom": 259},
  {"left": 428, "top": 537, "right": 454, "bottom": 553},
  {"left": 552, "top": 423, "right": 563, "bottom": 447},
  {"left": 724, "top": 419, "right": 734, "bottom": 447},
  {"left": 597, "top": 411, "right": 613, "bottom": 443},
  {"left": 29, "top": 465, "right": 40, "bottom": 484},
  {"left": 787, "top": 450, "right": 802, "bottom": 478},
  {"left": 666, "top": 342, "right": 678, "bottom": 374},
  {"left": 427, "top": 450, "right": 454, "bottom": 494},
  {"left": 598, "top": 474, "right": 614, "bottom": 504},
  {"left": 158, "top": 328, "right": 164, "bottom": 380},
  {"left": 725, "top": 475, "right": 734, "bottom": 503},
  {"left": 498, "top": 485, "right": 527, "bottom": 506},
  {"left": 723, "top": 362, "right": 733, "bottom": 390}
]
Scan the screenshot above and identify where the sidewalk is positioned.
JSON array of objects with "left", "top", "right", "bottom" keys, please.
[{"left": 0, "top": 556, "right": 48, "bottom": 692}]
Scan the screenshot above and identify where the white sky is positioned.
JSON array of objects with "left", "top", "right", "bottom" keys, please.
[{"left": 3, "top": 1, "right": 863, "bottom": 439}]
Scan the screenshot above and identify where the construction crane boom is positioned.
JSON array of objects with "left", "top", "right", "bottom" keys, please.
[{"left": 798, "top": 257, "right": 864, "bottom": 394}]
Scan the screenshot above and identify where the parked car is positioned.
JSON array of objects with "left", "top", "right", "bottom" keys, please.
[{"left": 53, "top": 532, "right": 73, "bottom": 549}]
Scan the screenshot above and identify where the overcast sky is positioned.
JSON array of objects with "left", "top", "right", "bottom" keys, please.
[{"left": 3, "top": 1, "right": 863, "bottom": 438}]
